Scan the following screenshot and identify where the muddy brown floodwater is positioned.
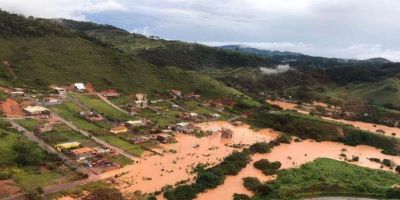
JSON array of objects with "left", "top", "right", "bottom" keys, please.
[
  {"left": 196, "top": 140, "right": 400, "bottom": 200},
  {"left": 116, "top": 121, "right": 278, "bottom": 196},
  {"left": 266, "top": 99, "right": 400, "bottom": 138}
]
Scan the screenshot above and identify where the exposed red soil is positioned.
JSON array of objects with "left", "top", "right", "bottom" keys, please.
[
  {"left": 0, "top": 179, "right": 22, "bottom": 198},
  {"left": 1, "top": 98, "right": 24, "bottom": 117}
]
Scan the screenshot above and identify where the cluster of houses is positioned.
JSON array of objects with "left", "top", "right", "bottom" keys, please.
[{"left": 55, "top": 141, "right": 119, "bottom": 173}]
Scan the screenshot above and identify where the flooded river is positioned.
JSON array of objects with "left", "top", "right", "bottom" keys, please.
[
  {"left": 196, "top": 140, "right": 400, "bottom": 200},
  {"left": 267, "top": 100, "right": 400, "bottom": 138},
  {"left": 116, "top": 121, "right": 278, "bottom": 194}
]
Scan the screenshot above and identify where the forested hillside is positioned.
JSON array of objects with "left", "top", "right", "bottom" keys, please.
[{"left": 0, "top": 10, "right": 254, "bottom": 101}]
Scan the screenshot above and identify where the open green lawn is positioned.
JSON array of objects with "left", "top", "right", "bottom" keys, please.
[
  {"left": 108, "top": 154, "right": 133, "bottom": 167},
  {"left": 16, "top": 119, "right": 39, "bottom": 131},
  {"left": 137, "top": 108, "right": 177, "bottom": 128},
  {"left": 72, "top": 93, "right": 132, "bottom": 121},
  {"left": 255, "top": 158, "right": 400, "bottom": 199},
  {"left": 98, "top": 135, "right": 144, "bottom": 156},
  {"left": 0, "top": 121, "right": 84, "bottom": 192},
  {"left": 40, "top": 124, "right": 93, "bottom": 146},
  {"left": 52, "top": 102, "right": 105, "bottom": 133}
]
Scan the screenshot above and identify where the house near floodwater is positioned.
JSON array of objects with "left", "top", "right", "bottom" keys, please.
[
  {"left": 220, "top": 128, "right": 233, "bottom": 138},
  {"left": 70, "top": 147, "right": 95, "bottom": 161},
  {"left": 100, "top": 89, "right": 120, "bottom": 98},
  {"left": 24, "top": 106, "right": 50, "bottom": 117},
  {"left": 110, "top": 125, "right": 128, "bottom": 134},
  {"left": 157, "top": 133, "right": 173, "bottom": 143},
  {"left": 129, "top": 136, "right": 150, "bottom": 144}
]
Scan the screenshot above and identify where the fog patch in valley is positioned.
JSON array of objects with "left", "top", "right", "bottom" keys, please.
[{"left": 260, "top": 64, "right": 291, "bottom": 74}]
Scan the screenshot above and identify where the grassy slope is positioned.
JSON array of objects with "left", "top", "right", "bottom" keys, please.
[
  {"left": 0, "top": 120, "right": 81, "bottom": 191},
  {"left": 326, "top": 78, "right": 400, "bottom": 107},
  {"left": 0, "top": 35, "right": 252, "bottom": 102},
  {"left": 256, "top": 158, "right": 400, "bottom": 199}
]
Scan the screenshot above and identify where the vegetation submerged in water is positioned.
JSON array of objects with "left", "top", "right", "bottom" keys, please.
[
  {"left": 251, "top": 158, "right": 400, "bottom": 200},
  {"left": 163, "top": 150, "right": 251, "bottom": 200},
  {"left": 247, "top": 110, "right": 400, "bottom": 155}
]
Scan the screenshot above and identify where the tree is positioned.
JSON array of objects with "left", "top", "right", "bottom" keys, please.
[
  {"left": 13, "top": 141, "right": 43, "bottom": 166},
  {"left": 83, "top": 188, "right": 125, "bottom": 200}
]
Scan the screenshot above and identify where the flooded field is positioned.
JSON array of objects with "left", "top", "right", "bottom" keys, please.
[
  {"left": 197, "top": 139, "right": 400, "bottom": 200},
  {"left": 116, "top": 121, "right": 278, "bottom": 194},
  {"left": 267, "top": 99, "right": 400, "bottom": 138}
]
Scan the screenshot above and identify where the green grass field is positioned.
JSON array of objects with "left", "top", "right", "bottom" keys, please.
[
  {"left": 255, "top": 158, "right": 400, "bottom": 199},
  {"left": 40, "top": 124, "right": 93, "bottom": 146},
  {"left": 52, "top": 102, "right": 105, "bottom": 133},
  {"left": 98, "top": 135, "right": 145, "bottom": 156},
  {"left": 0, "top": 120, "right": 83, "bottom": 192},
  {"left": 72, "top": 93, "right": 132, "bottom": 121},
  {"left": 16, "top": 119, "right": 39, "bottom": 131}
]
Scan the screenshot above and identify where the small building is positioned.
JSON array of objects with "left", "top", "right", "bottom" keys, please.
[
  {"left": 70, "top": 147, "right": 94, "bottom": 161},
  {"left": 100, "top": 89, "right": 120, "bottom": 98},
  {"left": 220, "top": 128, "right": 233, "bottom": 138},
  {"left": 126, "top": 120, "right": 145, "bottom": 127},
  {"left": 184, "top": 92, "right": 201, "bottom": 99},
  {"left": 80, "top": 111, "right": 104, "bottom": 122},
  {"left": 24, "top": 106, "right": 50, "bottom": 116},
  {"left": 135, "top": 93, "right": 148, "bottom": 108},
  {"left": 210, "top": 113, "right": 221, "bottom": 119},
  {"left": 52, "top": 87, "right": 67, "bottom": 95},
  {"left": 55, "top": 142, "right": 81, "bottom": 151},
  {"left": 34, "top": 123, "right": 53, "bottom": 133},
  {"left": 10, "top": 91, "right": 25, "bottom": 96},
  {"left": 129, "top": 136, "right": 150, "bottom": 144},
  {"left": 74, "top": 83, "right": 86, "bottom": 92},
  {"left": 157, "top": 133, "right": 173, "bottom": 143},
  {"left": 110, "top": 125, "right": 128, "bottom": 134},
  {"left": 93, "top": 147, "right": 111, "bottom": 154},
  {"left": 43, "top": 97, "right": 59, "bottom": 103},
  {"left": 170, "top": 89, "right": 182, "bottom": 99}
]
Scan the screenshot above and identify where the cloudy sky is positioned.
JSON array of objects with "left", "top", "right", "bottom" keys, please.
[{"left": 1, "top": 0, "right": 400, "bottom": 61}]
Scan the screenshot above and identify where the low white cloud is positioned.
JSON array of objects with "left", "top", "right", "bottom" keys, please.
[
  {"left": 130, "top": 26, "right": 152, "bottom": 36},
  {"left": 0, "top": 0, "right": 127, "bottom": 20},
  {"left": 260, "top": 64, "right": 292, "bottom": 74}
]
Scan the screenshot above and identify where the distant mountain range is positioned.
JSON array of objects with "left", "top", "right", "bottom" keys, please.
[{"left": 219, "top": 45, "right": 392, "bottom": 68}]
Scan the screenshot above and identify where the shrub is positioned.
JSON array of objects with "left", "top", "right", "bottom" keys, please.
[
  {"left": 382, "top": 159, "right": 393, "bottom": 167},
  {"left": 386, "top": 187, "right": 400, "bottom": 198},
  {"left": 242, "top": 177, "right": 262, "bottom": 192},
  {"left": 164, "top": 185, "right": 197, "bottom": 200},
  {"left": 249, "top": 142, "right": 272, "bottom": 153},
  {"left": 233, "top": 193, "right": 251, "bottom": 200},
  {"left": 395, "top": 166, "right": 400, "bottom": 173},
  {"left": 254, "top": 159, "right": 281, "bottom": 175},
  {"left": 83, "top": 188, "right": 125, "bottom": 200}
]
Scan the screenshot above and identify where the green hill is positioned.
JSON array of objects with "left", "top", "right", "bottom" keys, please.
[
  {"left": 0, "top": 10, "right": 253, "bottom": 101},
  {"left": 326, "top": 78, "right": 400, "bottom": 108},
  {"left": 57, "top": 19, "right": 274, "bottom": 70}
]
